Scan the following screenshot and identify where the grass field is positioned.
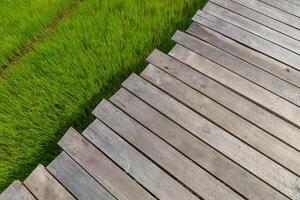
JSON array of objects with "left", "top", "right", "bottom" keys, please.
[
  {"left": 0, "top": 0, "right": 207, "bottom": 191},
  {"left": 0, "top": 0, "right": 72, "bottom": 72}
]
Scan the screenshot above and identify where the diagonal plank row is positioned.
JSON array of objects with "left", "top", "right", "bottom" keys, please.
[
  {"left": 193, "top": 4, "right": 300, "bottom": 71},
  {"left": 1, "top": 0, "right": 300, "bottom": 199}
]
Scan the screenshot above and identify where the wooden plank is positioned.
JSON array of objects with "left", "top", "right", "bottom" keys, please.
[
  {"left": 24, "top": 165, "right": 74, "bottom": 200},
  {"left": 0, "top": 181, "right": 35, "bottom": 200},
  {"left": 203, "top": 2, "right": 300, "bottom": 55},
  {"left": 141, "top": 63, "right": 300, "bottom": 177},
  {"left": 187, "top": 22, "right": 300, "bottom": 89},
  {"left": 192, "top": 12, "right": 300, "bottom": 71},
  {"left": 259, "top": 0, "right": 300, "bottom": 18},
  {"left": 172, "top": 31, "right": 300, "bottom": 128},
  {"left": 58, "top": 128, "right": 155, "bottom": 200},
  {"left": 47, "top": 152, "right": 116, "bottom": 200},
  {"left": 148, "top": 49, "right": 300, "bottom": 157},
  {"left": 122, "top": 73, "right": 300, "bottom": 199},
  {"left": 91, "top": 100, "right": 242, "bottom": 200},
  {"left": 84, "top": 119, "right": 201, "bottom": 200},
  {"left": 110, "top": 88, "right": 288, "bottom": 200},
  {"left": 210, "top": 0, "right": 300, "bottom": 41},
  {"left": 176, "top": 24, "right": 300, "bottom": 107},
  {"left": 233, "top": 0, "right": 300, "bottom": 30},
  {"left": 286, "top": 0, "right": 300, "bottom": 6}
]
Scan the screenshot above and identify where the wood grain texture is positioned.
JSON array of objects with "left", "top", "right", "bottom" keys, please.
[
  {"left": 192, "top": 11, "right": 300, "bottom": 70},
  {"left": 172, "top": 32, "right": 300, "bottom": 128},
  {"left": 232, "top": 0, "right": 300, "bottom": 29},
  {"left": 148, "top": 49, "right": 300, "bottom": 155},
  {"left": 175, "top": 23, "right": 300, "bottom": 107},
  {"left": 258, "top": 0, "right": 300, "bottom": 18},
  {"left": 58, "top": 128, "right": 155, "bottom": 200},
  {"left": 110, "top": 88, "right": 288, "bottom": 200},
  {"left": 84, "top": 118, "right": 201, "bottom": 200},
  {"left": 203, "top": 2, "right": 300, "bottom": 55},
  {"left": 91, "top": 101, "right": 241, "bottom": 200},
  {"left": 47, "top": 152, "right": 116, "bottom": 200},
  {"left": 122, "top": 73, "right": 300, "bottom": 199},
  {"left": 0, "top": 181, "right": 35, "bottom": 200},
  {"left": 24, "top": 165, "right": 74, "bottom": 200},
  {"left": 286, "top": 0, "right": 300, "bottom": 6},
  {"left": 141, "top": 63, "right": 300, "bottom": 177},
  {"left": 208, "top": 0, "right": 300, "bottom": 42},
  {"left": 210, "top": 0, "right": 300, "bottom": 41},
  {"left": 187, "top": 22, "right": 300, "bottom": 89}
]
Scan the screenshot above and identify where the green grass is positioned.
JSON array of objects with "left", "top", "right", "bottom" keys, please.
[
  {"left": 0, "top": 0, "right": 207, "bottom": 191},
  {"left": 0, "top": 0, "right": 72, "bottom": 72}
]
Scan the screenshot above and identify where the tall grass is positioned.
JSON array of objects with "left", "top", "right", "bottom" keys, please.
[
  {"left": 0, "top": 0, "right": 71, "bottom": 71},
  {"left": 0, "top": 0, "right": 207, "bottom": 191}
]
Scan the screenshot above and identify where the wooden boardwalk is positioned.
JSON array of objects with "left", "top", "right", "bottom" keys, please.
[{"left": 2, "top": 0, "right": 300, "bottom": 199}]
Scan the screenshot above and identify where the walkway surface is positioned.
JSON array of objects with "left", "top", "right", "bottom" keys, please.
[{"left": 2, "top": 0, "right": 300, "bottom": 199}]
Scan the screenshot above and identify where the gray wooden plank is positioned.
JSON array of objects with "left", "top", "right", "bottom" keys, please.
[
  {"left": 286, "top": 0, "right": 300, "bottom": 6},
  {"left": 110, "top": 88, "right": 288, "bottom": 200},
  {"left": 192, "top": 11, "right": 300, "bottom": 71},
  {"left": 258, "top": 0, "right": 300, "bottom": 18},
  {"left": 58, "top": 128, "right": 155, "bottom": 200},
  {"left": 203, "top": 2, "right": 300, "bottom": 55},
  {"left": 91, "top": 100, "right": 242, "bottom": 200},
  {"left": 210, "top": 0, "right": 300, "bottom": 41},
  {"left": 175, "top": 26, "right": 300, "bottom": 107},
  {"left": 233, "top": 0, "right": 300, "bottom": 30},
  {"left": 172, "top": 32, "right": 300, "bottom": 128},
  {"left": 47, "top": 152, "right": 116, "bottom": 200},
  {"left": 84, "top": 119, "right": 201, "bottom": 200},
  {"left": 23, "top": 165, "right": 75, "bottom": 200},
  {"left": 122, "top": 73, "right": 300, "bottom": 199},
  {"left": 0, "top": 181, "right": 35, "bottom": 200},
  {"left": 187, "top": 23, "right": 300, "bottom": 89},
  {"left": 142, "top": 63, "right": 300, "bottom": 177},
  {"left": 148, "top": 49, "right": 300, "bottom": 157}
]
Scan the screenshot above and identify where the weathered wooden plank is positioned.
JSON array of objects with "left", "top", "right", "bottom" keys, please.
[
  {"left": 122, "top": 73, "right": 300, "bottom": 199},
  {"left": 286, "top": 0, "right": 300, "bottom": 6},
  {"left": 175, "top": 27, "right": 300, "bottom": 107},
  {"left": 203, "top": 2, "right": 300, "bottom": 55},
  {"left": 110, "top": 88, "right": 288, "bottom": 200},
  {"left": 84, "top": 119, "right": 201, "bottom": 200},
  {"left": 23, "top": 165, "right": 74, "bottom": 200},
  {"left": 58, "top": 128, "right": 155, "bottom": 200},
  {"left": 210, "top": 0, "right": 300, "bottom": 41},
  {"left": 233, "top": 0, "right": 300, "bottom": 30},
  {"left": 91, "top": 100, "right": 242, "bottom": 200},
  {"left": 0, "top": 181, "right": 35, "bottom": 200},
  {"left": 259, "top": 0, "right": 300, "bottom": 18},
  {"left": 172, "top": 32, "right": 300, "bottom": 128},
  {"left": 148, "top": 49, "right": 300, "bottom": 155},
  {"left": 141, "top": 63, "right": 300, "bottom": 177},
  {"left": 47, "top": 152, "right": 116, "bottom": 200},
  {"left": 192, "top": 12, "right": 300, "bottom": 71},
  {"left": 187, "top": 23, "right": 300, "bottom": 89}
]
